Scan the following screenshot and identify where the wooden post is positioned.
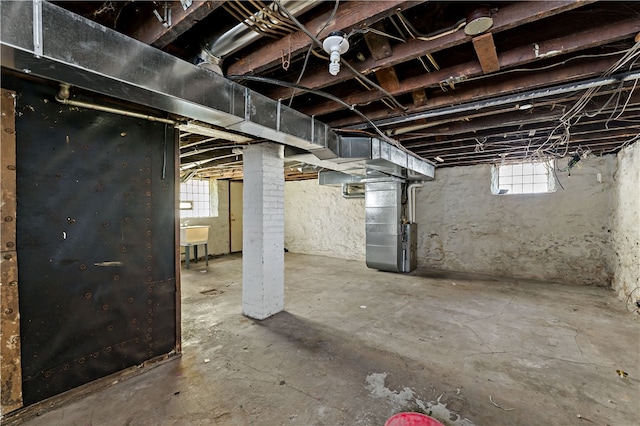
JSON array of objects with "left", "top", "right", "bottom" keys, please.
[{"left": 1, "top": 88, "right": 23, "bottom": 414}]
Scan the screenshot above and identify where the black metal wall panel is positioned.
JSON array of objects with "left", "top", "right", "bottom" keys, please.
[{"left": 5, "top": 74, "right": 177, "bottom": 405}]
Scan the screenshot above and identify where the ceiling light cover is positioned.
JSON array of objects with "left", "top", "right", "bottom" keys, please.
[{"left": 464, "top": 5, "right": 493, "bottom": 36}]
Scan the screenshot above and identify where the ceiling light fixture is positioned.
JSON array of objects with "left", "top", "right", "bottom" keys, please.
[
  {"left": 464, "top": 5, "right": 493, "bottom": 36},
  {"left": 322, "top": 31, "right": 349, "bottom": 76}
]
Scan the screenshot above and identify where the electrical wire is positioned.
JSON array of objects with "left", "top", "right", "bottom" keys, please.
[
  {"left": 288, "top": 0, "right": 340, "bottom": 107},
  {"left": 226, "top": 74, "right": 404, "bottom": 148},
  {"left": 273, "top": 0, "right": 407, "bottom": 112}
]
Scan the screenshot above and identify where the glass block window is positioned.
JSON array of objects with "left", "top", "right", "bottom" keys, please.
[
  {"left": 492, "top": 160, "right": 556, "bottom": 195},
  {"left": 180, "top": 179, "right": 212, "bottom": 218}
]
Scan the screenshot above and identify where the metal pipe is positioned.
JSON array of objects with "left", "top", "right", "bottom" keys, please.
[
  {"left": 348, "top": 70, "right": 640, "bottom": 130},
  {"left": 199, "top": 0, "right": 317, "bottom": 65},
  {"left": 55, "top": 84, "right": 176, "bottom": 125},
  {"left": 341, "top": 183, "right": 365, "bottom": 198},
  {"left": 407, "top": 182, "right": 424, "bottom": 223}
]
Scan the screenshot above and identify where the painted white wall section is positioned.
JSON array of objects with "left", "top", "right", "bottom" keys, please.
[
  {"left": 179, "top": 179, "right": 230, "bottom": 258},
  {"left": 414, "top": 157, "right": 616, "bottom": 285},
  {"left": 285, "top": 180, "right": 365, "bottom": 261},
  {"left": 611, "top": 142, "right": 640, "bottom": 302},
  {"left": 242, "top": 143, "right": 285, "bottom": 320}
]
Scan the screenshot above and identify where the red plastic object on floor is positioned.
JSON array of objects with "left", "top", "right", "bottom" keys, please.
[{"left": 384, "top": 412, "right": 445, "bottom": 426}]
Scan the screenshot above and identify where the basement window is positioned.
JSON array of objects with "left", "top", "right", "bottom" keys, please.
[
  {"left": 491, "top": 159, "right": 556, "bottom": 195},
  {"left": 180, "top": 179, "right": 217, "bottom": 218}
]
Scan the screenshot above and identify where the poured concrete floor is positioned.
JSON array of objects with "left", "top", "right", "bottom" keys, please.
[{"left": 17, "top": 253, "right": 640, "bottom": 425}]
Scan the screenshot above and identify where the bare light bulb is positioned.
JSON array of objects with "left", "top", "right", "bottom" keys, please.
[{"left": 322, "top": 31, "right": 349, "bottom": 76}]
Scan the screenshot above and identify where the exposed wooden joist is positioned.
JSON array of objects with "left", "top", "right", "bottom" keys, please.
[
  {"left": 305, "top": 17, "right": 640, "bottom": 118},
  {"left": 398, "top": 92, "right": 640, "bottom": 141},
  {"left": 267, "top": 0, "right": 596, "bottom": 100},
  {"left": 472, "top": 33, "right": 500, "bottom": 74},
  {"left": 326, "top": 54, "right": 631, "bottom": 128},
  {"left": 411, "top": 90, "right": 428, "bottom": 107},
  {"left": 226, "top": 1, "right": 421, "bottom": 76},
  {"left": 129, "top": 1, "right": 225, "bottom": 48},
  {"left": 364, "top": 22, "right": 394, "bottom": 61}
]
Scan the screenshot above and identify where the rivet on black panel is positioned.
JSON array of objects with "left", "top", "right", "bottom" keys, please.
[
  {"left": 103, "top": 222, "right": 109, "bottom": 227},
  {"left": 147, "top": 266, "right": 152, "bottom": 272},
  {"left": 105, "top": 346, "right": 112, "bottom": 353},
  {"left": 62, "top": 364, "right": 70, "bottom": 371},
  {"left": 127, "top": 297, "right": 134, "bottom": 303},
  {"left": 84, "top": 292, "right": 92, "bottom": 299},
  {"left": 148, "top": 351, "right": 154, "bottom": 357},
  {"left": 124, "top": 217, "right": 131, "bottom": 223},
  {"left": 54, "top": 173, "right": 61, "bottom": 179},
  {"left": 145, "top": 178, "right": 151, "bottom": 184},
  {"left": 146, "top": 255, "right": 152, "bottom": 261},
  {"left": 145, "top": 191, "right": 151, "bottom": 197},
  {"left": 146, "top": 243, "right": 152, "bottom": 249},
  {"left": 147, "top": 299, "right": 153, "bottom": 305},
  {"left": 147, "top": 319, "right": 153, "bottom": 324},
  {"left": 67, "top": 218, "right": 76, "bottom": 224},
  {"left": 121, "top": 162, "right": 128, "bottom": 168},
  {"left": 145, "top": 218, "right": 151, "bottom": 224},
  {"left": 132, "top": 318, "right": 138, "bottom": 324},
  {"left": 148, "top": 342, "right": 155, "bottom": 348},
  {"left": 146, "top": 230, "right": 152, "bottom": 236},
  {"left": 79, "top": 264, "right": 86, "bottom": 270},
  {"left": 78, "top": 357, "right": 85, "bottom": 364},
  {"left": 146, "top": 203, "right": 152, "bottom": 208},
  {"left": 113, "top": 275, "right": 120, "bottom": 281},
  {"left": 147, "top": 308, "right": 153, "bottom": 314},
  {"left": 92, "top": 352, "right": 99, "bottom": 358},
  {"left": 44, "top": 371, "right": 52, "bottom": 378},
  {"left": 146, "top": 276, "right": 153, "bottom": 282},
  {"left": 133, "top": 338, "right": 139, "bottom": 344},
  {"left": 147, "top": 287, "right": 153, "bottom": 294},
  {"left": 107, "top": 325, "right": 114, "bottom": 331},
  {"left": 147, "top": 327, "right": 153, "bottom": 333},
  {"left": 102, "top": 304, "right": 109, "bottom": 311},
  {"left": 146, "top": 334, "right": 152, "bottom": 341},
  {"left": 120, "top": 246, "right": 127, "bottom": 253}
]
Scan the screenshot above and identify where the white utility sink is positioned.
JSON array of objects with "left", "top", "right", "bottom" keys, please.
[{"left": 180, "top": 226, "right": 210, "bottom": 246}]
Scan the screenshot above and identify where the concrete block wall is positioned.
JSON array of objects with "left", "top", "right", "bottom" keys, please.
[
  {"left": 285, "top": 180, "right": 365, "bottom": 261},
  {"left": 611, "top": 142, "right": 640, "bottom": 302},
  {"left": 242, "top": 143, "right": 285, "bottom": 319}
]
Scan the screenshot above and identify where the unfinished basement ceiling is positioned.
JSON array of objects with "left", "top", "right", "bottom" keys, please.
[{"left": 52, "top": 0, "right": 640, "bottom": 179}]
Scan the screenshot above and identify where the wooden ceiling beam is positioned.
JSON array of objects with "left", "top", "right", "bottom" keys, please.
[
  {"left": 128, "top": 1, "right": 225, "bottom": 48},
  {"left": 326, "top": 54, "right": 633, "bottom": 128},
  {"left": 226, "top": 1, "right": 422, "bottom": 76},
  {"left": 305, "top": 17, "right": 640, "bottom": 118},
  {"left": 268, "top": 0, "right": 596, "bottom": 100},
  {"left": 472, "top": 33, "right": 500, "bottom": 74}
]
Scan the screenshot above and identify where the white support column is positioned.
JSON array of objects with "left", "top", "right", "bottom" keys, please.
[{"left": 242, "top": 143, "right": 285, "bottom": 320}]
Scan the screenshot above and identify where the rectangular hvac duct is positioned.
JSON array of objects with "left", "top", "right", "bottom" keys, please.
[{"left": 365, "top": 179, "right": 404, "bottom": 272}]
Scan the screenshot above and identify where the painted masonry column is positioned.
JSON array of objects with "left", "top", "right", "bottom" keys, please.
[{"left": 242, "top": 142, "right": 285, "bottom": 320}]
